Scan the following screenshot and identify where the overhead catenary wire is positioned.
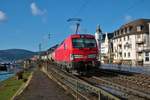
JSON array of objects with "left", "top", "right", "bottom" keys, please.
[
  {"left": 74, "top": 0, "right": 90, "bottom": 17},
  {"left": 40, "top": 33, "right": 52, "bottom": 51},
  {"left": 67, "top": 0, "right": 91, "bottom": 34}
]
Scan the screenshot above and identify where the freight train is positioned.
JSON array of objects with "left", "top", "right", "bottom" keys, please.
[{"left": 47, "top": 34, "right": 100, "bottom": 74}]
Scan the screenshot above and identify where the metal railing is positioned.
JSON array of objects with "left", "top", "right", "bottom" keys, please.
[{"left": 101, "top": 64, "right": 150, "bottom": 75}]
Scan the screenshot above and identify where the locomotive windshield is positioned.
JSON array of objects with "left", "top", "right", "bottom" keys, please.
[{"left": 72, "top": 38, "right": 97, "bottom": 48}]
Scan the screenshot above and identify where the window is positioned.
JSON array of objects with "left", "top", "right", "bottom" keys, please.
[
  {"left": 124, "top": 37, "right": 126, "bottom": 41},
  {"left": 128, "top": 36, "right": 130, "bottom": 40},
  {"left": 128, "top": 52, "right": 130, "bottom": 57},
  {"left": 121, "top": 29, "right": 123, "bottom": 34},
  {"left": 145, "top": 52, "right": 149, "bottom": 56},
  {"left": 145, "top": 57, "right": 149, "bottom": 61},
  {"left": 72, "top": 38, "right": 96, "bottom": 48},
  {"left": 123, "top": 29, "right": 125, "bottom": 34},
  {"left": 124, "top": 28, "right": 127, "bottom": 33},
  {"left": 145, "top": 52, "right": 149, "bottom": 62},
  {"left": 144, "top": 35, "right": 147, "bottom": 42},
  {"left": 137, "top": 35, "right": 141, "bottom": 38},
  {"left": 137, "top": 25, "right": 144, "bottom": 32},
  {"left": 124, "top": 45, "right": 126, "bottom": 49},
  {"left": 119, "top": 53, "right": 122, "bottom": 57},
  {"left": 127, "top": 27, "right": 130, "bottom": 33},
  {"left": 124, "top": 53, "right": 126, "bottom": 57}
]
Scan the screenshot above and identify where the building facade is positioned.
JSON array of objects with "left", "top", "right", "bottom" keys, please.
[
  {"left": 112, "top": 19, "right": 150, "bottom": 66},
  {"left": 101, "top": 32, "right": 113, "bottom": 63},
  {"left": 143, "top": 23, "right": 150, "bottom": 66},
  {"left": 95, "top": 25, "right": 102, "bottom": 61}
]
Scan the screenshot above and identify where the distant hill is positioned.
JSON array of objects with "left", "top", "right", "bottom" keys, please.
[{"left": 0, "top": 49, "right": 36, "bottom": 61}]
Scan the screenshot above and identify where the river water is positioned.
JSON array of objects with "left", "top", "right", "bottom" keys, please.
[
  {"left": 0, "top": 71, "right": 14, "bottom": 82},
  {"left": 0, "top": 64, "right": 23, "bottom": 82}
]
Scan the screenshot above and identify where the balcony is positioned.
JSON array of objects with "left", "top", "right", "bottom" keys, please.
[
  {"left": 117, "top": 43, "right": 122, "bottom": 47},
  {"left": 136, "top": 47, "right": 143, "bottom": 52},
  {"left": 136, "top": 38, "right": 144, "bottom": 44},
  {"left": 118, "top": 48, "right": 122, "bottom": 53},
  {"left": 143, "top": 46, "right": 150, "bottom": 51},
  {"left": 137, "top": 56, "right": 143, "bottom": 61}
]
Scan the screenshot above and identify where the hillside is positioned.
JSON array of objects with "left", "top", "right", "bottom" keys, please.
[{"left": 0, "top": 49, "right": 36, "bottom": 61}]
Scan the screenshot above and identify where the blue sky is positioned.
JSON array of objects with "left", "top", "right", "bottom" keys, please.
[{"left": 0, "top": 0, "right": 150, "bottom": 51}]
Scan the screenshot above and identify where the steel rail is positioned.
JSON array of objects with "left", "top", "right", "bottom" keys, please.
[
  {"left": 45, "top": 65, "right": 120, "bottom": 100},
  {"left": 113, "top": 74, "right": 150, "bottom": 93},
  {"left": 92, "top": 76, "right": 150, "bottom": 99},
  {"left": 96, "top": 69, "right": 150, "bottom": 94},
  {"left": 97, "top": 69, "right": 150, "bottom": 94}
]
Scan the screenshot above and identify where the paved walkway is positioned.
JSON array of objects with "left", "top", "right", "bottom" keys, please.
[{"left": 14, "top": 69, "right": 74, "bottom": 100}]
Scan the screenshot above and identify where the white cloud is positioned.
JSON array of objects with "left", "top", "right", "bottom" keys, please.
[
  {"left": 30, "top": 2, "right": 45, "bottom": 16},
  {"left": 0, "top": 10, "right": 7, "bottom": 22},
  {"left": 124, "top": 15, "right": 133, "bottom": 22}
]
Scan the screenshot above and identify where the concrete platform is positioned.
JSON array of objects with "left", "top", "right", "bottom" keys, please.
[{"left": 14, "top": 69, "right": 74, "bottom": 100}]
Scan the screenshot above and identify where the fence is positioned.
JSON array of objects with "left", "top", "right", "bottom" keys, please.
[{"left": 101, "top": 64, "right": 150, "bottom": 75}]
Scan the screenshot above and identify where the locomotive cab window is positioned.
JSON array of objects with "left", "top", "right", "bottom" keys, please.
[{"left": 72, "top": 38, "right": 96, "bottom": 48}]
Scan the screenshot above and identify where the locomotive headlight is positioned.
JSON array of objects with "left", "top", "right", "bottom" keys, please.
[
  {"left": 88, "top": 54, "right": 96, "bottom": 58},
  {"left": 70, "top": 54, "right": 74, "bottom": 60}
]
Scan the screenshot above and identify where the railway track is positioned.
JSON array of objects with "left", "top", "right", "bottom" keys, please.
[
  {"left": 43, "top": 63, "right": 120, "bottom": 100},
  {"left": 79, "top": 69, "right": 150, "bottom": 99},
  {"left": 95, "top": 70, "right": 150, "bottom": 94},
  {"left": 43, "top": 62, "right": 150, "bottom": 99}
]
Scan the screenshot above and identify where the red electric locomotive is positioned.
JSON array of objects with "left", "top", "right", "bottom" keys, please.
[{"left": 51, "top": 34, "right": 100, "bottom": 74}]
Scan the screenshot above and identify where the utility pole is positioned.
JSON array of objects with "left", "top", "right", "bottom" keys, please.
[
  {"left": 48, "top": 33, "right": 51, "bottom": 40},
  {"left": 39, "top": 43, "right": 42, "bottom": 59},
  {"left": 47, "top": 33, "right": 51, "bottom": 71},
  {"left": 38, "top": 43, "right": 42, "bottom": 69}
]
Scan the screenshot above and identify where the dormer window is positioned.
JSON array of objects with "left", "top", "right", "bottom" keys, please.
[
  {"left": 137, "top": 25, "right": 144, "bottom": 32},
  {"left": 117, "top": 31, "right": 119, "bottom": 36},
  {"left": 127, "top": 27, "right": 131, "bottom": 33},
  {"left": 121, "top": 29, "right": 123, "bottom": 34},
  {"left": 124, "top": 28, "right": 127, "bottom": 33}
]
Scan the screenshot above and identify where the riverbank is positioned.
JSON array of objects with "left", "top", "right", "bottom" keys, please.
[
  {"left": 0, "top": 71, "right": 32, "bottom": 100},
  {"left": 0, "top": 64, "right": 24, "bottom": 82}
]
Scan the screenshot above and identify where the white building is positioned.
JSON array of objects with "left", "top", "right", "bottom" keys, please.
[
  {"left": 113, "top": 19, "right": 150, "bottom": 66},
  {"left": 143, "top": 23, "right": 150, "bottom": 66},
  {"left": 95, "top": 25, "right": 102, "bottom": 61},
  {"left": 101, "top": 32, "right": 113, "bottom": 63},
  {"left": 101, "top": 33, "right": 109, "bottom": 54}
]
